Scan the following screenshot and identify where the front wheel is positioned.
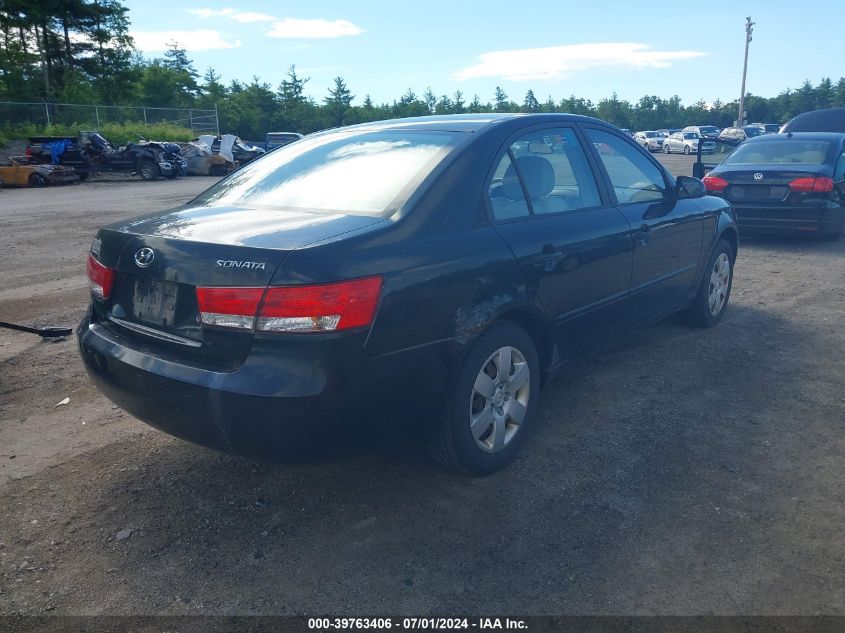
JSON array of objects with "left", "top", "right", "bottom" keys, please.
[
  {"left": 139, "top": 160, "right": 160, "bottom": 181},
  {"left": 682, "top": 239, "right": 735, "bottom": 328},
  {"left": 28, "top": 173, "right": 47, "bottom": 187},
  {"left": 683, "top": 145, "right": 691, "bottom": 155},
  {"left": 430, "top": 322, "right": 540, "bottom": 475},
  {"left": 663, "top": 144, "right": 671, "bottom": 154}
]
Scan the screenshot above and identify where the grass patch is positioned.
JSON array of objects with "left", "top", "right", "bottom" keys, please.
[{"left": 0, "top": 122, "right": 194, "bottom": 146}]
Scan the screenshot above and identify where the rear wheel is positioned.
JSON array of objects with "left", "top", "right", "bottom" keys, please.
[
  {"left": 209, "top": 164, "right": 228, "bottom": 177},
  {"left": 28, "top": 173, "right": 47, "bottom": 188},
  {"left": 430, "top": 322, "right": 540, "bottom": 475},
  {"left": 139, "top": 159, "right": 160, "bottom": 181},
  {"left": 682, "top": 239, "right": 734, "bottom": 328},
  {"left": 77, "top": 172, "right": 88, "bottom": 182}
]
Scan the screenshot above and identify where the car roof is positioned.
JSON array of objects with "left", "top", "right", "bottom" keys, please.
[
  {"left": 782, "top": 108, "right": 845, "bottom": 133},
  {"left": 744, "top": 132, "right": 845, "bottom": 143},
  {"left": 329, "top": 113, "right": 617, "bottom": 134}
]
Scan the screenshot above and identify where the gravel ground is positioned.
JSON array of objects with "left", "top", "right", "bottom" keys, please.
[{"left": 1, "top": 156, "right": 844, "bottom": 616}]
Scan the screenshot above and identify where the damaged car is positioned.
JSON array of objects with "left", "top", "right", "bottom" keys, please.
[
  {"left": 0, "top": 156, "right": 78, "bottom": 187},
  {"left": 78, "top": 113, "right": 737, "bottom": 474},
  {"left": 27, "top": 131, "right": 187, "bottom": 181},
  {"left": 180, "top": 140, "right": 235, "bottom": 177}
]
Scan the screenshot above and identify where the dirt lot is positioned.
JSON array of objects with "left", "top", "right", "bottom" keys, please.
[{"left": 1, "top": 160, "right": 844, "bottom": 616}]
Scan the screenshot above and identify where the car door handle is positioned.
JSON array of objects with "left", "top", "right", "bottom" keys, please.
[{"left": 534, "top": 245, "right": 565, "bottom": 269}]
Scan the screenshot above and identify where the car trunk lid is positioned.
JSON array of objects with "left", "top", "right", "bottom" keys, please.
[
  {"left": 717, "top": 165, "right": 829, "bottom": 203},
  {"left": 93, "top": 205, "right": 384, "bottom": 367}
]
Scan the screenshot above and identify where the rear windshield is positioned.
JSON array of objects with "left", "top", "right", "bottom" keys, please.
[
  {"left": 723, "top": 140, "right": 833, "bottom": 165},
  {"left": 645, "top": 132, "right": 658, "bottom": 138},
  {"left": 683, "top": 133, "right": 699, "bottom": 140},
  {"left": 194, "top": 130, "right": 459, "bottom": 216},
  {"left": 699, "top": 126, "right": 719, "bottom": 134}
]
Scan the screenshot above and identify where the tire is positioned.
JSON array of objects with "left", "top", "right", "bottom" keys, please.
[
  {"left": 683, "top": 145, "right": 691, "bottom": 155},
  {"left": 139, "top": 159, "right": 160, "bottom": 181},
  {"left": 682, "top": 239, "right": 735, "bottom": 328},
  {"left": 77, "top": 173, "right": 88, "bottom": 182},
  {"left": 209, "top": 164, "right": 228, "bottom": 177},
  {"left": 28, "top": 173, "right": 47, "bottom": 188},
  {"left": 429, "top": 321, "right": 540, "bottom": 475},
  {"left": 663, "top": 144, "right": 670, "bottom": 154}
]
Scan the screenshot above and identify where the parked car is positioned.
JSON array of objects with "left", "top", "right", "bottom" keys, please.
[
  {"left": 780, "top": 108, "right": 845, "bottom": 134},
  {"left": 27, "top": 131, "right": 186, "bottom": 180},
  {"left": 634, "top": 131, "right": 665, "bottom": 152},
  {"left": 180, "top": 141, "right": 235, "bottom": 176},
  {"left": 683, "top": 125, "right": 721, "bottom": 139},
  {"left": 78, "top": 113, "right": 737, "bottom": 474},
  {"left": 0, "top": 156, "right": 78, "bottom": 187},
  {"left": 620, "top": 128, "right": 634, "bottom": 137},
  {"left": 749, "top": 123, "right": 780, "bottom": 134},
  {"left": 703, "top": 132, "right": 845, "bottom": 238},
  {"left": 199, "top": 135, "right": 266, "bottom": 164},
  {"left": 718, "top": 126, "right": 766, "bottom": 142},
  {"left": 664, "top": 131, "right": 716, "bottom": 155},
  {"left": 265, "top": 132, "right": 303, "bottom": 151}
]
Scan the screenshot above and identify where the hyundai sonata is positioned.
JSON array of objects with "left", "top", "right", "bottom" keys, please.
[{"left": 79, "top": 114, "right": 738, "bottom": 474}]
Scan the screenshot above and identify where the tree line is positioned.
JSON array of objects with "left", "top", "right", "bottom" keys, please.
[{"left": 3, "top": 1, "right": 845, "bottom": 140}]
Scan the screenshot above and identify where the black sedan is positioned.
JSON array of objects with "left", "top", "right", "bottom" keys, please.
[
  {"left": 79, "top": 114, "right": 737, "bottom": 474},
  {"left": 703, "top": 132, "right": 845, "bottom": 237}
]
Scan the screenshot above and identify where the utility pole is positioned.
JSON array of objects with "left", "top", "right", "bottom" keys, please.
[{"left": 737, "top": 17, "right": 754, "bottom": 126}]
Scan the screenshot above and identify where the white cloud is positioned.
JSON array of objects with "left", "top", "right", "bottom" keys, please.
[
  {"left": 186, "top": 8, "right": 236, "bottom": 19},
  {"left": 453, "top": 43, "right": 705, "bottom": 82},
  {"left": 266, "top": 18, "right": 364, "bottom": 39},
  {"left": 131, "top": 29, "right": 241, "bottom": 52},
  {"left": 229, "top": 11, "right": 276, "bottom": 23}
]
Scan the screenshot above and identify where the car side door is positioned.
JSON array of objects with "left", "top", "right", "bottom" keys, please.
[
  {"left": 487, "top": 125, "right": 634, "bottom": 361},
  {"left": 582, "top": 127, "right": 704, "bottom": 324},
  {"left": 668, "top": 132, "right": 682, "bottom": 152}
]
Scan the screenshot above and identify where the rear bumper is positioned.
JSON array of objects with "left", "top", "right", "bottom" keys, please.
[
  {"left": 77, "top": 313, "right": 461, "bottom": 457},
  {"left": 733, "top": 203, "right": 845, "bottom": 236}
]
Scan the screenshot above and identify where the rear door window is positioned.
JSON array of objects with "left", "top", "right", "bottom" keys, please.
[
  {"left": 488, "top": 153, "right": 531, "bottom": 221},
  {"left": 487, "top": 127, "right": 601, "bottom": 220}
]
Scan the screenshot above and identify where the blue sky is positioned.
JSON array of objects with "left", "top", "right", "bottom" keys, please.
[{"left": 126, "top": 0, "right": 844, "bottom": 106}]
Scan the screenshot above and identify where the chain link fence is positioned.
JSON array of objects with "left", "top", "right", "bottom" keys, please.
[{"left": 0, "top": 101, "right": 219, "bottom": 135}]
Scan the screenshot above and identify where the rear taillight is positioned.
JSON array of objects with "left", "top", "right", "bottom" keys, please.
[
  {"left": 258, "top": 276, "right": 383, "bottom": 333},
  {"left": 87, "top": 253, "right": 115, "bottom": 300},
  {"left": 25, "top": 146, "right": 32, "bottom": 158},
  {"left": 195, "top": 276, "right": 383, "bottom": 333},
  {"left": 788, "top": 176, "right": 835, "bottom": 193},
  {"left": 196, "top": 287, "right": 263, "bottom": 330},
  {"left": 703, "top": 176, "right": 729, "bottom": 192}
]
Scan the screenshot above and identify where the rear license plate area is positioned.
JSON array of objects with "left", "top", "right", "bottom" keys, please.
[
  {"left": 131, "top": 277, "right": 179, "bottom": 327},
  {"left": 729, "top": 185, "right": 787, "bottom": 200}
]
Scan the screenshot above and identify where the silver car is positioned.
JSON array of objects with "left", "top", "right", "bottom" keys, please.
[
  {"left": 634, "top": 131, "right": 665, "bottom": 152},
  {"left": 662, "top": 131, "right": 716, "bottom": 155}
]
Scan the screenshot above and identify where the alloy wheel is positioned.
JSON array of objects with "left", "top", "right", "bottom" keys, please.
[
  {"left": 708, "top": 253, "right": 731, "bottom": 316},
  {"left": 469, "top": 346, "right": 530, "bottom": 453}
]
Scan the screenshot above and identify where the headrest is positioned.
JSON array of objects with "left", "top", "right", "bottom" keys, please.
[{"left": 502, "top": 155, "right": 555, "bottom": 199}]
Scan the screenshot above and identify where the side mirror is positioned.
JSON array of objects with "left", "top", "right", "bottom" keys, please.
[{"left": 676, "top": 175, "right": 705, "bottom": 199}]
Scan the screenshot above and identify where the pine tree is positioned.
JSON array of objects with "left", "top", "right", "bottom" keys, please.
[{"left": 494, "top": 86, "right": 509, "bottom": 112}]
